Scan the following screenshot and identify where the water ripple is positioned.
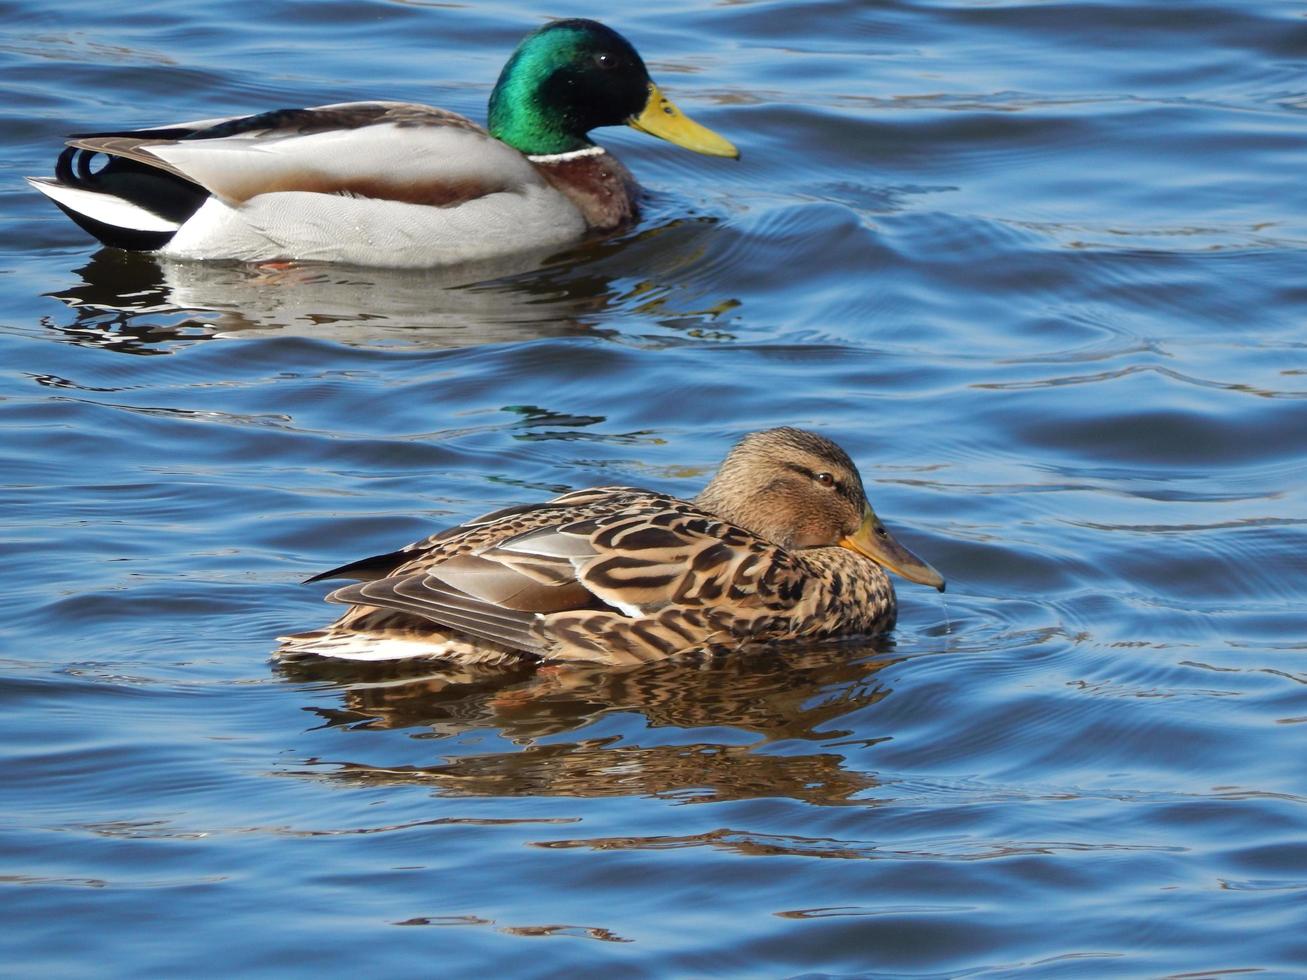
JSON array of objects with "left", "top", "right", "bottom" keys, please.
[{"left": 4, "top": 0, "right": 1307, "bottom": 975}]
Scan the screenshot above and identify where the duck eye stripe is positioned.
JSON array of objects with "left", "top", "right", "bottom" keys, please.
[{"left": 782, "top": 462, "right": 859, "bottom": 501}]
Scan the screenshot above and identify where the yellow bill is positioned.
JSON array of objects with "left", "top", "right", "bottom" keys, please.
[
  {"left": 840, "top": 507, "right": 946, "bottom": 592},
  {"left": 628, "top": 82, "right": 739, "bottom": 159}
]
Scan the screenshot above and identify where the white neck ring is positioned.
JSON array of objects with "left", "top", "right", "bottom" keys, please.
[{"left": 526, "top": 146, "right": 606, "bottom": 164}]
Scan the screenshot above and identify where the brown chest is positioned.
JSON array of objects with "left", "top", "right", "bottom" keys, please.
[{"left": 531, "top": 150, "right": 640, "bottom": 233}]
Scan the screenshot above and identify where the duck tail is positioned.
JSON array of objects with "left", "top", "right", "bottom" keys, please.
[
  {"left": 27, "top": 133, "right": 209, "bottom": 251},
  {"left": 274, "top": 629, "right": 444, "bottom": 662},
  {"left": 274, "top": 628, "right": 528, "bottom": 666}
]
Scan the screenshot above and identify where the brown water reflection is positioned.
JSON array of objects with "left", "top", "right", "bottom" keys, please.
[{"left": 282, "top": 643, "right": 897, "bottom": 805}]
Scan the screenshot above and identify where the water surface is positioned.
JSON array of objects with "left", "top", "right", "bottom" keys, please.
[{"left": 2, "top": 0, "right": 1306, "bottom": 975}]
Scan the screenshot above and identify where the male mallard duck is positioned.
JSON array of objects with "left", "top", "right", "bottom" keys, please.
[
  {"left": 26, "top": 19, "right": 737, "bottom": 268},
  {"left": 277, "top": 428, "right": 944, "bottom": 666}
]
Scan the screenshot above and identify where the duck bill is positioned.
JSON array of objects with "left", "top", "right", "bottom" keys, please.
[
  {"left": 839, "top": 508, "right": 946, "bottom": 592},
  {"left": 628, "top": 82, "right": 739, "bottom": 159}
]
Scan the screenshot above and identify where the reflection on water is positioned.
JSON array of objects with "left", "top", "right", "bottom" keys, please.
[
  {"left": 282, "top": 642, "right": 895, "bottom": 804},
  {"left": 40, "top": 214, "right": 736, "bottom": 352}
]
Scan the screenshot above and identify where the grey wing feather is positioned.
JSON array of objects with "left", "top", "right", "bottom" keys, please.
[
  {"left": 330, "top": 574, "right": 547, "bottom": 654},
  {"left": 433, "top": 554, "right": 596, "bottom": 612}
]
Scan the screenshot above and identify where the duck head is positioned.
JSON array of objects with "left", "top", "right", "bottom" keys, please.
[
  {"left": 488, "top": 18, "right": 738, "bottom": 159},
  {"left": 695, "top": 427, "right": 946, "bottom": 591}
]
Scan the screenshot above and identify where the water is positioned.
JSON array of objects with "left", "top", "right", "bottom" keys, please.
[{"left": 3, "top": 0, "right": 1306, "bottom": 974}]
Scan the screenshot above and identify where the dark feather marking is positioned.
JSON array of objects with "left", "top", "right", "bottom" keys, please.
[
  {"left": 606, "top": 524, "right": 687, "bottom": 551},
  {"left": 185, "top": 104, "right": 484, "bottom": 141},
  {"left": 304, "top": 548, "right": 412, "bottom": 584},
  {"left": 68, "top": 125, "right": 204, "bottom": 141},
  {"left": 586, "top": 557, "right": 677, "bottom": 593},
  {"left": 655, "top": 610, "right": 699, "bottom": 644},
  {"left": 704, "top": 577, "right": 728, "bottom": 601},
  {"left": 627, "top": 623, "right": 665, "bottom": 661},
  {"left": 691, "top": 542, "right": 733, "bottom": 572},
  {"left": 558, "top": 516, "right": 605, "bottom": 537}
]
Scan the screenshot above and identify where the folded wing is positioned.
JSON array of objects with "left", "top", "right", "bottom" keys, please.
[{"left": 320, "top": 492, "right": 804, "bottom": 664}]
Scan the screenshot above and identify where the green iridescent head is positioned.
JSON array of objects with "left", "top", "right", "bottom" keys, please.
[{"left": 487, "top": 19, "right": 738, "bottom": 159}]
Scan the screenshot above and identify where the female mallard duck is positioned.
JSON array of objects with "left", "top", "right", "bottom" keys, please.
[
  {"left": 26, "top": 19, "right": 737, "bottom": 268},
  {"left": 278, "top": 428, "right": 945, "bottom": 666}
]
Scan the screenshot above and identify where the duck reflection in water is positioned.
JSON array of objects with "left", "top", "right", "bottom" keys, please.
[
  {"left": 40, "top": 215, "right": 731, "bottom": 352},
  {"left": 279, "top": 640, "right": 898, "bottom": 806}
]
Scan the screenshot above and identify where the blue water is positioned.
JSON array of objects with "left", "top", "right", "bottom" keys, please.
[{"left": 3, "top": 0, "right": 1306, "bottom": 975}]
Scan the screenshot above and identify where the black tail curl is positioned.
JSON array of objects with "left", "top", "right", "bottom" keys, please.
[{"left": 46, "top": 133, "right": 210, "bottom": 251}]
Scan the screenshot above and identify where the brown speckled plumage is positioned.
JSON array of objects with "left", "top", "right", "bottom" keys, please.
[{"left": 277, "top": 428, "right": 943, "bottom": 667}]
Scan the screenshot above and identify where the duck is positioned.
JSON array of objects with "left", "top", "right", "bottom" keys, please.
[
  {"left": 26, "top": 19, "right": 738, "bottom": 269},
  {"left": 277, "top": 428, "right": 945, "bottom": 667}
]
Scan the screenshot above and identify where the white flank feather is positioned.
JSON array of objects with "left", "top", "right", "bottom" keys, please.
[{"left": 161, "top": 187, "right": 584, "bottom": 267}]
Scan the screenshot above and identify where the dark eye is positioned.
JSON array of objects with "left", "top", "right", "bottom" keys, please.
[
  {"left": 815, "top": 472, "right": 836, "bottom": 488},
  {"left": 593, "top": 51, "right": 617, "bottom": 70}
]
